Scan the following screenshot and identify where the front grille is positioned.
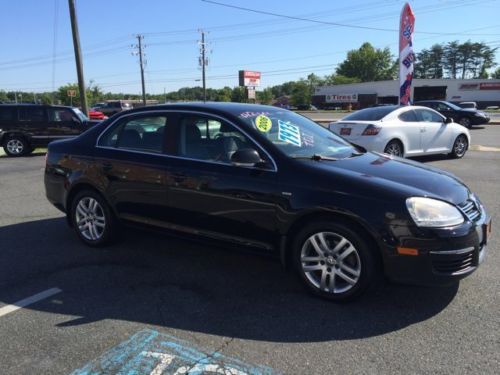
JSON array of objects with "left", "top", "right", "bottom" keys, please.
[
  {"left": 431, "top": 249, "right": 476, "bottom": 275},
  {"left": 459, "top": 199, "right": 481, "bottom": 222}
]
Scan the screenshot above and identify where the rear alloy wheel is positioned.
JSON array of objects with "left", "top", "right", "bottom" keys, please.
[
  {"left": 384, "top": 140, "right": 404, "bottom": 157},
  {"left": 293, "top": 221, "right": 379, "bottom": 301},
  {"left": 3, "top": 136, "right": 29, "bottom": 157},
  {"left": 449, "top": 134, "right": 468, "bottom": 159},
  {"left": 71, "top": 190, "right": 116, "bottom": 246},
  {"left": 458, "top": 117, "right": 472, "bottom": 129}
]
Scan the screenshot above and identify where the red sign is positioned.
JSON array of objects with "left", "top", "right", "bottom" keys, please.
[
  {"left": 479, "top": 82, "right": 500, "bottom": 90},
  {"left": 239, "top": 70, "right": 261, "bottom": 87}
]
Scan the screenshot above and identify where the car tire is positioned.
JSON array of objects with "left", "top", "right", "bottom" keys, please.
[
  {"left": 458, "top": 117, "right": 472, "bottom": 129},
  {"left": 449, "top": 134, "right": 468, "bottom": 159},
  {"left": 3, "top": 136, "right": 30, "bottom": 157},
  {"left": 70, "top": 190, "right": 117, "bottom": 247},
  {"left": 384, "top": 140, "right": 404, "bottom": 157},
  {"left": 292, "top": 221, "right": 380, "bottom": 302}
]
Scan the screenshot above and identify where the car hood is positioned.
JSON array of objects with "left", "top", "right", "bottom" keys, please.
[{"left": 307, "top": 152, "right": 470, "bottom": 205}]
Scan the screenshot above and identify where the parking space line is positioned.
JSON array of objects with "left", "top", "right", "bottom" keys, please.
[{"left": 0, "top": 287, "right": 62, "bottom": 318}]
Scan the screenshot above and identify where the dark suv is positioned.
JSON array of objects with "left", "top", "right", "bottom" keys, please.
[
  {"left": 0, "top": 104, "right": 98, "bottom": 156},
  {"left": 414, "top": 100, "right": 490, "bottom": 128},
  {"left": 98, "top": 101, "right": 133, "bottom": 117}
]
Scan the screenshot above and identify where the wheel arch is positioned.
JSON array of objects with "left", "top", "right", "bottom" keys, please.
[
  {"left": 384, "top": 137, "right": 405, "bottom": 156},
  {"left": 65, "top": 182, "right": 112, "bottom": 227},
  {"left": 280, "top": 210, "right": 384, "bottom": 270}
]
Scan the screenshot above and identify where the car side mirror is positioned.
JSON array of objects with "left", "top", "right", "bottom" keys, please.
[
  {"left": 231, "top": 148, "right": 264, "bottom": 167},
  {"left": 445, "top": 117, "right": 453, "bottom": 124}
]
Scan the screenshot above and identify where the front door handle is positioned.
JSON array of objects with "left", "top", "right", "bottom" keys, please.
[{"left": 101, "top": 162, "right": 113, "bottom": 171}]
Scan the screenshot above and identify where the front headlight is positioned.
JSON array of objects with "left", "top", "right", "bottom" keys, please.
[{"left": 406, "top": 197, "right": 464, "bottom": 227}]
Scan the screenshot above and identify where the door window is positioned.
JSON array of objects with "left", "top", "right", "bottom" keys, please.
[
  {"left": 435, "top": 103, "right": 451, "bottom": 111},
  {"left": 0, "top": 107, "right": 15, "bottom": 122},
  {"left": 18, "top": 107, "right": 45, "bottom": 122},
  {"left": 48, "top": 108, "right": 77, "bottom": 122},
  {"left": 178, "top": 115, "right": 255, "bottom": 163},
  {"left": 99, "top": 115, "right": 167, "bottom": 153},
  {"left": 415, "top": 109, "right": 443, "bottom": 123}
]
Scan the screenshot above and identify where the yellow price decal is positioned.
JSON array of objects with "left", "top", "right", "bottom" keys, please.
[{"left": 255, "top": 115, "right": 272, "bottom": 132}]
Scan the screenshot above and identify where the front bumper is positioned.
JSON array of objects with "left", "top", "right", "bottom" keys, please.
[{"left": 383, "top": 213, "right": 491, "bottom": 286}]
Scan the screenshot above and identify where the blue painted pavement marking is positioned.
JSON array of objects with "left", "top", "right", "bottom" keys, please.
[{"left": 71, "top": 329, "right": 277, "bottom": 375}]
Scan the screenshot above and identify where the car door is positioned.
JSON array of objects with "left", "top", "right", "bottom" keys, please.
[
  {"left": 396, "top": 109, "right": 422, "bottom": 154},
  {"left": 47, "top": 107, "right": 82, "bottom": 139},
  {"left": 163, "top": 112, "right": 280, "bottom": 248},
  {"left": 18, "top": 106, "right": 49, "bottom": 145},
  {"left": 95, "top": 112, "right": 174, "bottom": 222},
  {"left": 414, "top": 108, "right": 451, "bottom": 153}
]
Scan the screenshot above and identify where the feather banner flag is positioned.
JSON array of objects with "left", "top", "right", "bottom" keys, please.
[{"left": 399, "top": 3, "right": 415, "bottom": 105}]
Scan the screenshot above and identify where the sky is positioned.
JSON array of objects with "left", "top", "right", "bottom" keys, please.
[{"left": 1, "top": 0, "right": 499, "bottom": 95}]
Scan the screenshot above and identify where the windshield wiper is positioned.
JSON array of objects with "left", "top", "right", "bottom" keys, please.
[{"left": 292, "top": 154, "right": 339, "bottom": 161}]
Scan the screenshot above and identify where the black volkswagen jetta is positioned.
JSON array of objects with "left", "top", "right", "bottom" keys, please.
[{"left": 44, "top": 103, "right": 491, "bottom": 301}]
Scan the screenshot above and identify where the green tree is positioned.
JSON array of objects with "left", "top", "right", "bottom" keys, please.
[
  {"left": 492, "top": 67, "right": 500, "bottom": 79},
  {"left": 215, "top": 87, "right": 232, "bottom": 102},
  {"left": 290, "top": 80, "right": 311, "bottom": 107},
  {"left": 257, "top": 88, "right": 273, "bottom": 104},
  {"left": 231, "top": 87, "right": 247, "bottom": 103},
  {"left": 336, "top": 42, "right": 397, "bottom": 82}
]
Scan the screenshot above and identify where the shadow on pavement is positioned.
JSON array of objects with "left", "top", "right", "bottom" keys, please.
[{"left": 0, "top": 218, "right": 459, "bottom": 343}]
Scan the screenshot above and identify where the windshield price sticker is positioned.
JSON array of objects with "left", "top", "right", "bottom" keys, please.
[
  {"left": 278, "top": 120, "right": 302, "bottom": 147},
  {"left": 255, "top": 115, "right": 273, "bottom": 132}
]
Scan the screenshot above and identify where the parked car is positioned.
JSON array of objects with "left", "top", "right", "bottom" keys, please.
[
  {"left": 89, "top": 109, "right": 106, "bottom": 121},
  {"left": 44, "top": 103, "right": 490, "bottom": 301},
  {"left": 458, "top": 101, "right": 477, "bottom": 109},
  {"left": 0, "top": 104, "right": 100, "bottom": 156},
  {"left": 329, "top": 105, "right": 470, "bottom": 158},
  {"left": 98, "top": 101, "right": 133, "bottom": 117},
  {"left": 414, "top": 100, "right": 489, "bottom": 128}
]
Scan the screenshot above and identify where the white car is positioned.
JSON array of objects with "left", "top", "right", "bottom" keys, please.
[{"left": 328, "top": 105, "right": 470, "bottom": 158}]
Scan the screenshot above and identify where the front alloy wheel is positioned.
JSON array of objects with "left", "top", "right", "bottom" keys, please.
[
  {"left": 293, "top": 221, "right": 379, "bottom": 301},
  {"left": 458, "top": 117, "right": 472, "bottom": 128},
  {"left": 449, "top": 134, "right": 468, "bottom": 159},
  {"left": 300, "top": 232, "right": 361, "bottom": 294}
]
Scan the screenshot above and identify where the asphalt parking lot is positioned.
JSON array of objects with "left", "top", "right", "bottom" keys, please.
[{"left": 0, "top": 126, "right": 499, "bottom": 374}]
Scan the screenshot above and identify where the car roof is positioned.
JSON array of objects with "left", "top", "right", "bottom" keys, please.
[
  {"left": 119, "top": 102, "right": 281, "bottom": 118},
  {"left": 0, "top": 103, "right": 74, "bottom": 109}
]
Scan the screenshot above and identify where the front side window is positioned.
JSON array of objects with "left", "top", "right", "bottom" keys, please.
[
  {"left": 178, "top": 115, "right": 254, "bottom": 163},
  {"left": 99, "top": 115, "right": 167, "bottom": 153},
  {"left": 19, "top": 107, "right": 45, "bottom": 122},
  {"left": 415, "top": 109, "right": 444, "bottom": 123},
  {"left": 238, "top": 110, "right": 356, "bottom": 159},
  {"left": 48, "top": 108, "right": 77, "bottom": 122}
]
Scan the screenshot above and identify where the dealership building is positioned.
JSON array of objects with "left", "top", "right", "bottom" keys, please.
[{"left": 312, "top": 79, "right": 500, "bottom": 109}]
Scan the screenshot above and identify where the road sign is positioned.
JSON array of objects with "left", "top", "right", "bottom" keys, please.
[{"left": 67, "top": 90, "right": 77, "bottom": 97}]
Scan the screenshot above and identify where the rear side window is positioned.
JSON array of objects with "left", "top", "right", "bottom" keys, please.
[
  {"left": 398, "top": 110, "right": 417, "bottom": 122},
  {"left": 343, "top": 106, "right": 398, "bottom": 121},
  {"left": 99, "top": 115, "right": 167, "bottom": 153},
  {"left": 0, "top": 107, "right": 15, "bottom": 122},
  {"left": 19, "top": 107, "right": 45, "bottom": 122},
  {"left": 415, "top": 109, "right": 444, "bottom": 122}
]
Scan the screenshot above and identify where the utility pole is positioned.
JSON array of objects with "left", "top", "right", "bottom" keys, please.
[
  {"left": 199, "top": 30, "right": 209, "bottom": 102},
  {"left": 133, "top": 34, "right": 147, "bottom": 106},
  {"left": 68, "top": 0, "right": 88, "bottom": 115}
]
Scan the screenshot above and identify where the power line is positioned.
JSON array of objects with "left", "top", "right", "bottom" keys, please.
[{"left": 202, "top": 0, "right": 500, "bottom": 36}]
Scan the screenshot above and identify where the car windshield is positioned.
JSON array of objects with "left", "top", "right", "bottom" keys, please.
[
  {"left": 238, "top": 110, "right": 358, "bottom": 159},
  {"left": 72, "top": 108, "right": 88, "bottom": 122},
  {"left": 342, "top": 106, "right": 397, "bottom": 121},
  {"left": 444, "top": 102, "right": 462, "bottom": 110}
]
